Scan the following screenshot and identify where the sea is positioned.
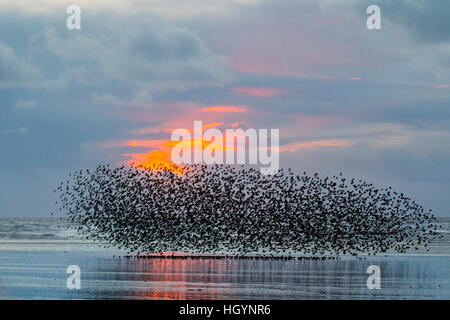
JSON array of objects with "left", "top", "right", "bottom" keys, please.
[{"left": 0, "top": 217, "right": 449, "bottom": 299}]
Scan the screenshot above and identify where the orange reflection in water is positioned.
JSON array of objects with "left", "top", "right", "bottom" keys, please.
[{"left": 123, "top": 256, "right": 241, "bottom": 300}]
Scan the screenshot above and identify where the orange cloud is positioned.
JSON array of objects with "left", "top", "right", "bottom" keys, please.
[
  {"left": 203, "top": 121, "right": 225, "bottom": 129},
  {"left": 163, "top": 138, "right": 211, "bottom": 149},
  {"left": 124, "top": 150, "right": 186, "bottom": 175},
  {"left": 231, "top": 87, "right": 286, "bottom": 97},
  {"left": 125, "top": 139, "right": 166, "bottom": 148},
  {"left": 200, "top": 105, "right": 248, "bottom": 113},
  {"left": 161, "top": 122, "right": 225, "bottom": 134}
]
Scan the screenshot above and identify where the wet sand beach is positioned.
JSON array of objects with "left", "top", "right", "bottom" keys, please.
[{"left": 0, "top": 218, "right": 449, "bottom": 300}]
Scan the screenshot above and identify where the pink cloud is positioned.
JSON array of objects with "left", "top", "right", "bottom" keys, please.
[
  {"left": 226, "top": 16, "right": 360, "bottom": 77},
  {"left": 280, "top": 139, "right": 351, "bottom": 152},
  {"left": 231, "top": 86, "right": 286, "bottom": 97}
]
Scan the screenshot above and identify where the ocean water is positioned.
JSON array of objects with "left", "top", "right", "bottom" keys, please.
[{"left": 0, "top": 218, "right": 449, "bottom": 300}]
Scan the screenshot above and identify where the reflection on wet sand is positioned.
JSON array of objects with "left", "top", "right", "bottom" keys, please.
[{"left": 33, "top": 254, "right": 447, "bottom": 300}]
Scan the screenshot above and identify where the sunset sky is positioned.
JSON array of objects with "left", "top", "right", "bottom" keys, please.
[{"left": 1, "top": 0, "right": 449, "bottom": 216}]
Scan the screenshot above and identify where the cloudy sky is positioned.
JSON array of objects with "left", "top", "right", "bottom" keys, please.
[{"left": 1, "top": 0, "right": 449, "bottom": 217}]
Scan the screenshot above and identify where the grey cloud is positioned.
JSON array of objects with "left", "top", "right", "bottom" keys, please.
[
  {"left": 0, "top": 42, "right": 41, "bottom": 87},
  {"left": 376, "top": 0, "right": 450, "bottom": 43},
  {"left": 16, "top": 100, "right": 37, "bottom": 109},
  {"left": 321, "top": 0, "right": 450, "bottom": 43},
  {"left": 1, "top": 127, "right": 28, "bottom": 134},
  {"left": 0, "top": 8, "right": 231, "bottom": 106},
  {"left": 31, "top": 18, "right": 230, "bottom": 95}
]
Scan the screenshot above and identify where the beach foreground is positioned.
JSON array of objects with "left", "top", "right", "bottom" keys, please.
[{"left": 0, "top": 218, "right": 449, "bottom": 300}]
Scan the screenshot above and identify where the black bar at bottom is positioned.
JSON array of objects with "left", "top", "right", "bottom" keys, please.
[{"left": 0, "top": 300, "right": 448, "bottom": 318}]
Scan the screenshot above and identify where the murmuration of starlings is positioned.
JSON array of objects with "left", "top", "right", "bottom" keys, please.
[{"left": 54, "top": 164, "right": 442, "bottom": 256}]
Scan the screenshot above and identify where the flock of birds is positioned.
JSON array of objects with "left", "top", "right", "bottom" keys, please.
[{"left": 54, "top": 163, "right": 441, "bottom": 256}]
